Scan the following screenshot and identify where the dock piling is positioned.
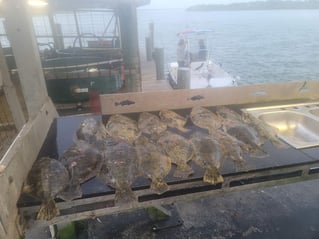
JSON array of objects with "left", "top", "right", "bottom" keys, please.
[
  {"left": 177, "top": 68, "right": 190, "bottom": 89},
  {"left": 153, "top": 48, "right": 164, "bottom": 80}
]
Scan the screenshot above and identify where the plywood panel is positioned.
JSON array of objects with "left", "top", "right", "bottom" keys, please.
[{"left": 100, "top": 80, "right": 319, "bottom": 115}]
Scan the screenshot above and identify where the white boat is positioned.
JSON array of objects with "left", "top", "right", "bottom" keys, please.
[{"left": 168, "top": 29, "right": 238, "bottom": 89}]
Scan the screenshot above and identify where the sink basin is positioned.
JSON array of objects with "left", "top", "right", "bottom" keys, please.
[
  {"left": 243, "top": 102, "right": 319, "bottom": 149},
  {"left": 258, "top": 111, "right": 319, "bottom": 148}
]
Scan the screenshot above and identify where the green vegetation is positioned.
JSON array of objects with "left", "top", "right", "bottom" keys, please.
[{"left": 187, "top": 0, "right": 319, "bottom": 11}]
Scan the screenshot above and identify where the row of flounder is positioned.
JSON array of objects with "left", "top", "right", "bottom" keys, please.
[{"left": 22, "top": 106, "right": 286, "bottom": 221}]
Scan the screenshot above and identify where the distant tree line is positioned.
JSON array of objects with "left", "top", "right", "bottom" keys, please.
[{"left": 187, "top": 0, "right": 319, "bottom": 11}]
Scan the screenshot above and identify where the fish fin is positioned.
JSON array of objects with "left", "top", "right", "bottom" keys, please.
[
  {"left": 173, "top": 164, "right": 194, "bottom": 178},
  {"left": 203, "top": 169, "right": 224, "bottom": 185},
  {"left": 114, "top": 187, "right": 137, "bottom": 207},
  {"left": 36, "top": 199, "right": 59, "bottom": 221},
  {"left": 150, "top": 179, "right": 169, "bottom": 195},
  {"left": 177, "top": 126, "right": 191, "bottom": 133},
  {"left": 57, "top": 183, "right": 82, "bottom": 201},
  {"left": 271, "top": 138, "right": 289, "bottom": 149},
  {"left": 249, "top": 148, "right": 269, "bottom": 158}
]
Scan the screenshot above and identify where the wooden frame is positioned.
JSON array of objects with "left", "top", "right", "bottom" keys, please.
[
  {"left": 0, "top": 1, "right": 58, "bottom": 238},
  {"left": 100, "top": 80, "right": 319, "bottom": 115}
]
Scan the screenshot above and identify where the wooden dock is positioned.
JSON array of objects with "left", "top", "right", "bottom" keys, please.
[{"left": 140, "top": 51, "right": 172, "bottom": 92}]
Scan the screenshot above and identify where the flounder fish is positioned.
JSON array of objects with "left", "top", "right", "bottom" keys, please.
[
  {"left": 216, "top": 106, "right": 268, "bottom": 158},
  {"left": 157, "top": 131, "right": 194, "bottom": 178},
  {"left": 215, "top": 106, "right": 243, "bottom": 124},
  {"left": 210, "top": 129, "right": 246, "bottom": 168},
  {"left": 190, "top": 132, "right": 224, "bottom": 184},
  {"left": 135, "top": 135, "right": 171, "bottom": 194},
  {"left": 138, "top": 112, "right": 167, "bottom": 139},
  {"left": 57, "top": 140, "right": 104, "bottom": 201},
  {"left": 159, "top": 109, "right": 189, "bottom": 133},
  {"left": 226, "top": 124, "right": 268, "bottom": 158},
  {"left": 98, "top": 138, "right": 139, "bottom": 206},
  {"left": 22, "top": 157, "right": 69, "bottom": 220},
  {"left": 190, "top": 106, "right": 222, "bottom": 133},
  {"left": 76, "top": 118, "right": 108, "bottom": 145},
  {"left": 241, "top": 111, "right": 288, "bottom": 148},
  {"left": 105, "top": 114, "right": 140, "bottom": 144}
]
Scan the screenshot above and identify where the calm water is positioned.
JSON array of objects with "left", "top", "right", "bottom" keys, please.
[{"left": 137, "top": 9, "right": 319, "bottom": 85}]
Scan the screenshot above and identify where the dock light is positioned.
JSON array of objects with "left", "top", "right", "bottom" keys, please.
[{"left": 28, "top": 0, "right": 48, "bottom": 7}]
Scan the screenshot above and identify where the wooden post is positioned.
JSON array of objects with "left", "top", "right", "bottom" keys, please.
[
  {"left": 48, "top": 12, "right": 64, "bottom": 50},
  {"left": 149, "top": 22, "right": 154, "bottom": 51},
  {"left": 3, "top": 0, "right": 51, "bottom": 119},
  {"left": 177, "top": 68, "right": 190, "bottom": 89},
  {"left": 0, "top": 44, "right": 26, "bottom": 130},
  {"left": 145, "top": 37, "right": 152, "bottom": 61},
  {"left": 153, "top": 48, "right": 164, "bottom": 80},
  {"left": 117, "top": 3, "right": 141, "bottom": 92},
  {"left": 0, "top": 2, "right": 58, "bottom": 237}
]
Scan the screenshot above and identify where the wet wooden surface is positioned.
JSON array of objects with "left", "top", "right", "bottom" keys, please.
[{"left": 140, "top": 52, "right": 172, "bottom": 92}]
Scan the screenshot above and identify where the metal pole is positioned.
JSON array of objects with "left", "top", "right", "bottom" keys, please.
[{"left": 73, "top": 11, "right": 82, "bottom": 48}]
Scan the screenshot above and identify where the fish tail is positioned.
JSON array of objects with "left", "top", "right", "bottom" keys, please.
[
  {"left": 36, "top": 199, "right": 60, "bottom": 221},
  {"left": 249, "top": 146, "right": 269, "bottom": 158},
  {"left": 114, "top": 187, "right": 137, "bottom": 207},
  {"left": 271, "top": 138, "right": 289, "bottom": 149},
  {"left": 173, "top": 164, "right": 194, "bottom": 178},
  {"left": 57, "top": 183, "right": 82, "bottom": 201},
  {"left": 150, "top": 179, "right": 169, "bottom": 195},
  {"left": 178, "top": 126, "right": 190, "bottom": 133},
  {"left": 203, "top": 168, "right": 224, "bottom": 185}
]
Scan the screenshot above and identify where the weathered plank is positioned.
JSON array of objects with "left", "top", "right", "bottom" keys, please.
[
  {"left": 100, "top": 80, "right": 319, "bottom": 115},
  {"left": 0, "top": 45, "right": 26, "bottom": 130},
  {"left": 0, "top": 98, "right": 57, "bottom": 239},
  {"left": 3, "top": 0, "right": 49, "bottom": 119},
  {"left": 18, "top": 161, "right": 319, "bottom": 227}
]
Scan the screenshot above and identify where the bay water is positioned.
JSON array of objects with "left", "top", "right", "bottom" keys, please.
[{"left": 137, "top": 9, "right": 319, "bottom": 85}]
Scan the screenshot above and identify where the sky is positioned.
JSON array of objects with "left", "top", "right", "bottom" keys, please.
[{"left": 140, "top": 0, "right": 258, "bottom": 9}]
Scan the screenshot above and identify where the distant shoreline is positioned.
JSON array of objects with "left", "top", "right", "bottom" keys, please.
[{"left": 187, "top": 1, "right": 319, "bottom": 11}]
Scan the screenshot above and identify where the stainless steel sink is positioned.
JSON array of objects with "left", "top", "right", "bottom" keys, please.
[{"left": 243, "top": 102, "right": 319, "bottom": 149}]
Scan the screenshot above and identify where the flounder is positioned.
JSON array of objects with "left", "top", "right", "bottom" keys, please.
[
  {"left": 135, "top": 135, "right": 171, "bottom": 194},
  {"left": 226, "top": 124, "right": 268, "bottom": 158},
  {"left": 22, "top": 157, "right": 69, "bottom": 220},
  {"left": 241, "top": 111, "right": 288, "bottom": 148},
  {"left": 215, "top": 106, "right": 243, "bottom": 124},
  {"left": 157, "top": 131, "right": 194, "bottom": 178},
  {"left": 210, "top": 129, "right": 246, "bottom": 168},
  {"left": 57, "top": 140, "right": 104, "bottom": 201},
  {"left": 159, "top": 109, "right": 189, "bottom": 133},
  {"left": 216, "top": 106, "right": 268, "bottom": 158},
  {"left": 138, "top": 112, "right": 167, "bottom": 139},
  {"left": 190, "top": 132, "right": 224, "bottom": 184},
  {"left": 105, "top": 114, "right": 140, "bottom": 144},
  {"left": 76, "top": 118, "right": 108, "bottom": 145},
  {"left": 98, "top": 138, "right": 139, "bottom": 206},
  {"left": 190, "top": 106, "right": 222, "bottom": 133}
]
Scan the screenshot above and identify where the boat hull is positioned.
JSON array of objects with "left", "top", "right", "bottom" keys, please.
[{"left": 168, "top": 60, "right": 237, "bottom": 89}]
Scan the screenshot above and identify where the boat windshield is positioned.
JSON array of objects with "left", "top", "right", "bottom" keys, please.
[{"left": 177, "top": 29, "right": 213, "bottom": 62}]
